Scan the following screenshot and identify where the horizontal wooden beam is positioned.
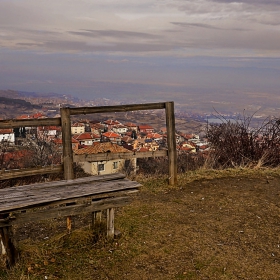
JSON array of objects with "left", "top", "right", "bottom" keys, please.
[
  {"left": 0, "top": 118, "right": 61, "bottom": 129},
  {"left": 73, "top": 150, "right": 168, "bottom": 162},
  {"left": 68, "top": 102, "right": 166, "bottom": 115},
  {"left": 0, "top": 165, "right": 63, "bottom": 180},
  {"left": 0, "top": 196, "right": 131, "bottom": 227}
]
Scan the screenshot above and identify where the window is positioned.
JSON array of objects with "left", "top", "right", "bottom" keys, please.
[
  {"left": 113, "top": 161, "right": 118, "bottom": 169},
  {"left": 98, "top": 163, "right": 105, "bottom": 172}
]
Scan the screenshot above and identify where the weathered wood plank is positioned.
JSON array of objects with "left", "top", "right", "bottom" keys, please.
[
  {"left": 0, "top": 165, "right": 63, "bottom": 181},
  {"left": 73, "top": 150, "right": 168, "bottom": 162},
  {"left": 0, "top": 188, "right": 138, "bottom": 212},
  {"left": 0, "top": 197, "right": 131, "bottom": 227},
  {"left": 0, "top": 118, "right": 61, "bottom": 129},
  {"left": 0, "top": 173, "right": 126, "bottom": 195},
  {"left": 0, "top": 178, "right": 140, "bottom": 212},
  {"left": 0, "top": 183, "right": 139, "bottom": 211},
  {"left": 68, "top": 102, "right": 166, "bottom": 115}
]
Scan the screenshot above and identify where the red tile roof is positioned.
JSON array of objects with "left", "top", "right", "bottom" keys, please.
[
  {"left": 17, "top": 115, "right": 31, "bottom": 120},
  {"left": 124, "top": 122, "right": 137, "bottom": 127},
  {"left": 138, "top": 124, "right": 154, "bottom": 129},
  {"left": 74, "top": 142, "right": 132, "bottom": 155},
  {"left": 121, "top": 136, "right": 133, "bottom": 143},
  {"left": 102, "top": 132, "right": 121, "bottom": 138},
  {"left": 73, "top": 133, "right": 100, "bottom": 140},
  {"left": 37, "top": 126, "right": 61, "bottom": 131},
  {"left": 138, "top": 147, "right": 149, "bottom": 152},
  {"left": 72, "top": 123, "right": 84, "bottom": 127},
  {"left": 0, "top": 129, "right": 13, "bottom": 134},
  {"left": 146, "top": 133, "right": 162, "bottom": 139},
  {"left": 104, "top": 120, "right": 121, "bottom": 125}
]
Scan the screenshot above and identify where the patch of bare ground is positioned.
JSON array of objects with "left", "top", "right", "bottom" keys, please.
[{"left": 1, "top": 168, "right": 280, "bottom": 279}]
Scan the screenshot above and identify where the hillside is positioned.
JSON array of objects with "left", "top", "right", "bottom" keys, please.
[
  {"left": 1, "top": 168, "right": 280, "bottom": 279},
  {"left": 0, "top": 90, "right": 44, "bottom": 119}
]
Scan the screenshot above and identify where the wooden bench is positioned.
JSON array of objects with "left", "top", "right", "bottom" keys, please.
[{"left": 0, "top": 173, "right": 140, "bottom": 267}]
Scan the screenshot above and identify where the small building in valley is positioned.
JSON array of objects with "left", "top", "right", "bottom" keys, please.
[{"left": 74, "top": 142, "right": 136, "bottom": 175}]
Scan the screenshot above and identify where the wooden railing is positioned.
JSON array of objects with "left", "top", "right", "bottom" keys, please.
[{"left": 0, "top": 102, "right": 177, "bottom": 185}]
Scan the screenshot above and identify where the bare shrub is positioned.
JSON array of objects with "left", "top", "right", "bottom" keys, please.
[
  {"left": 207, "top": 115, "right": 280, "bottom": 168},
  {"left": 0, "top": 127, "right": 63, "bottom": 188},
  {"left": 177, "top": 153, "right": 207, "bottom": 172},
  {"left": 137, "top": 153, "right": 206, "bottom": 175},
  {"left": 137, "top": 157, "right": 169, "bottom": 175}
]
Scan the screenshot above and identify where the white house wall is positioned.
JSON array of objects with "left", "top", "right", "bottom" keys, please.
[
  {"left": 79, "top": 159, "right": 128, "bottom": 175},
  {"left": 0, "top": 133, "right": 15, "bottom": 144}
]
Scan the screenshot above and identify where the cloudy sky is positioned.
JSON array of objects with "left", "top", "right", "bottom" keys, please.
[{"left": 1, "top": 0, "right": 280, "bottom": 111}]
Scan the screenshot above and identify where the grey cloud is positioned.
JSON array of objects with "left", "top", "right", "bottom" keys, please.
[
  {"left": 17, "top": 43, "right": 43, "bottom": 47},
  {"left": 69, "top": 29, "right": 160, "bottom": 39},
  {"left": 171, "top": 22, "right": 250, "bottom": 31},
  {"left": 171, "top": 22, "right": 223, "bottom": 30},
  {"left": 23, "top": 29, "right": 62, "bottom": 36},
  {"left": 210, "top": 0, "right": 280, "bottom": 5},
  {"left": 43, "top": 39, "right": 188, "bottom": 53}
]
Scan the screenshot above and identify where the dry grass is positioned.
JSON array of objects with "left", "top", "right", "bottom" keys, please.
[{"left": 1, "top": 168, "right": 280, "bottom": 279}]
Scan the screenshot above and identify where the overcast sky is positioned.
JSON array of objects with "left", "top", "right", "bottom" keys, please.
[{"left": 1, "top": 0, "right": 280, "bottom": 109}]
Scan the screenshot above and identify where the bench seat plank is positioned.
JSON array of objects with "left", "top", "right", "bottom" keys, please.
[{"left": 0, "top": 174, "right": 141, "bottom": 213}]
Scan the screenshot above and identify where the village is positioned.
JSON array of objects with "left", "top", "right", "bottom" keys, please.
[{"left": 0, "top": 111, "right": 210, "bottom": 176}]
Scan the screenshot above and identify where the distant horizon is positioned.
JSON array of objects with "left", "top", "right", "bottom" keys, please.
[{"left": 1, "top": 86, "right": 280, "bottom": 120}]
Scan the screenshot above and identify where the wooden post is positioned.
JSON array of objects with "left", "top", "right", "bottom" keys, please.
[
  {"left": 107, "top": 208, "right": 115, "bottom": 237},
  {"left": 0, "top": 225, "right": 18, "bottom": 268},
  {"left": 60, "top": 107, "right": 74, "bottom": 180},
  {"left": 165, "top": 102, "right": 177, "bottom": 185},
  {"left": 60, "top": 108, "right": 74, "bottom": 232}
]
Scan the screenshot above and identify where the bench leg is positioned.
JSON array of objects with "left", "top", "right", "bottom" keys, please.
[
  {"left": 0, "top": 227, "right": 18, "bottom": 268},
  {"left": 92, "top": 211, "right": 102, "bottom": 227},
  {"left": 107, "top": 208, "right": 115, "bottom": 238},
  {"left": 67, "top": 216, "right": 72, "bottom": 233}
]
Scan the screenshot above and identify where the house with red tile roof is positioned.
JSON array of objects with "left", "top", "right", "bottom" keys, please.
[
  {"left": 71, "top": 122, "right": 85, "bottom": 134},
  {"left": 124, "top": 122, "right": 138, "bottom": 132},
  {"left": 90, "top": 123, "right": 105, "bottom": 134},
  {"left": 146, "top": 133, "right": 162, "bottom": 141},
  {"left": 0, "top": 129, "right": 15, "bottom": 144},
  {"left": 103, "top": 119, "right": 121, "bottom": 130},
  {"left": 16, "top": 115, "right": 31, "bottom": 120},
  {"left": 73, "top": 132, "right": 100, "bottom": 146},
  {"left": 121, "top": 135, "right": 133, "bottom": 144},
  {"left": 138, "top": 124, "right": 154, "bottom": 134},
  {"left": 102, "top": 131, "right": 121, "bottom": 144},
  {"left": 178, "top": 142, "right": 196, "bottom": 153},
  {"left": 52, "top": 137, "right": 79, "bottom": 151},
  {"left": 37, "top": 126, "right": 61, "bottom": 141},
  {"left": 32, "top": 112, "right": 44, "bottom": 119},
  {"left": 74, "top": 142, "right": 136, "bottom": 175},
  {"left": 112, "top": 124, "right": 128, "bottom": 135},
  {"left": 16, "top": 112, "right": 45, "bottom": 120}
]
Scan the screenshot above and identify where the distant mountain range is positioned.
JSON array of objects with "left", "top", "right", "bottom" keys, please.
[
  {"left": 0, "top": 89, "right": 69, "bottom": 99},
  {"left": 0, "top": 90, "right": 67, "bottom": 119}
]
